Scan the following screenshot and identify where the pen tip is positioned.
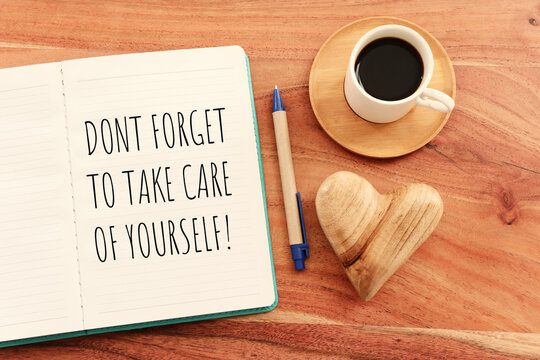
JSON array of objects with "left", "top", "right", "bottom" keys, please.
[{"left": 272, "top": 85, "right": 285, "bottom": 112}]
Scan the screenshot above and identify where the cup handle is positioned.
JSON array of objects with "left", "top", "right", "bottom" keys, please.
[{"left": 416, "top": 88, "right": 455, "bottom": 113}]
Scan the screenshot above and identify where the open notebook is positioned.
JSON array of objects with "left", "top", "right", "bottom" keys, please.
[{"left": 0, "top": 46, "right": 276, "bottom": 347}]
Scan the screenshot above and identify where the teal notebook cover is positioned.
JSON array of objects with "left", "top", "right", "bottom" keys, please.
[{"left": 0, "top": 50, "right": 277, "bottom": 348}]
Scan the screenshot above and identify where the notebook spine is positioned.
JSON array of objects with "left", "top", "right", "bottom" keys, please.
[{"left": 59, "top": 65, "right": 86, "bottom": 328}]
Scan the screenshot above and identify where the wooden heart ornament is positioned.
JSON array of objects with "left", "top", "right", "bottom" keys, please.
[{"left": 315, "top": 171, "right": 443, "bottom": 300}]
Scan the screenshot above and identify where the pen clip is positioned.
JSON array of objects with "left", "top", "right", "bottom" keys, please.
[
  {"left": 296, "top": 192, "right": 309, "bottom": 252},
  {"left": 290, "top": 192, "right": 309, "bottom": 271}
]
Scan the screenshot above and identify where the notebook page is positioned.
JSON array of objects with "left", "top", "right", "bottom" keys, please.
[
  {"left": 0, "top": 63, "right": 83, "bottom": 342},
  {"left": 61, "top": 46, "right": 275, "bottom": 330}
]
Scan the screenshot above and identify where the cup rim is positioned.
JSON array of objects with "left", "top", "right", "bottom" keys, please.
[{"left": 348, "top": 24, "right": 434, "bottom": 105}]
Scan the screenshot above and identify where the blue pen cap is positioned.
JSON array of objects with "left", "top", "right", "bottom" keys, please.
[
  {"left": 290, "top": 192, "right": 309, "bottom": 270},
  {"left": 290, "top": 243, "right": 309, "bottom": 270}
]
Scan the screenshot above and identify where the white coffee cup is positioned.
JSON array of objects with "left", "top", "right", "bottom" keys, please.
[{"left": 344, "top": 24, "right": 455, "bottom": 123}]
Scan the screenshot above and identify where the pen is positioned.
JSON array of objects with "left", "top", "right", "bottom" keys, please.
[{"left": 272, "top": 86, "right": 309, "bottom": 270}]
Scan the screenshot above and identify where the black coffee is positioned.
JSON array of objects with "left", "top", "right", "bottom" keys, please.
[{"left": 354, "top": 37, "right": 423, "bottom": 101}]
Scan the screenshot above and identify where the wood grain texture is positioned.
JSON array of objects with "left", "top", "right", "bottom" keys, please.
[
  {"left": 316, "top": 171, "right": 444, "bottom": 300},
  {"left": 310, "top": 17, "right": 456, "bottom": 158},
  {"left": 0, "top": 0, "right": 539, "bottom": 358}
]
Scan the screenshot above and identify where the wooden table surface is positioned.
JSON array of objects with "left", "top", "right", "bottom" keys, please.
[{"left": 1, "top": 0, "right": 539, "bottom": 358}]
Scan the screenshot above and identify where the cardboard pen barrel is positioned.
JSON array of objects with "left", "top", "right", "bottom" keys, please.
[{"left": 272, "top": 110, "right": 304, "bottom": 246}]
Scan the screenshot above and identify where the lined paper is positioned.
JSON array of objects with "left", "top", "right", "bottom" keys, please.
[
  {"left": 61, "top": 47, "right": 275, "bottom": 330},
  {"left": 0, "top": 63, "right": 83, "bottom": 342}
]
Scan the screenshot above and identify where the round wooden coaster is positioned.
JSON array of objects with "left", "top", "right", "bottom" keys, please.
[{"left": 309, "top": 17, "right": 456, "bottom": 158}]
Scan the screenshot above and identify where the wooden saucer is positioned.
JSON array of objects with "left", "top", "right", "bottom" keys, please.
[{"left": 309, "top": 17, "right": 456, "bottom": 158}]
